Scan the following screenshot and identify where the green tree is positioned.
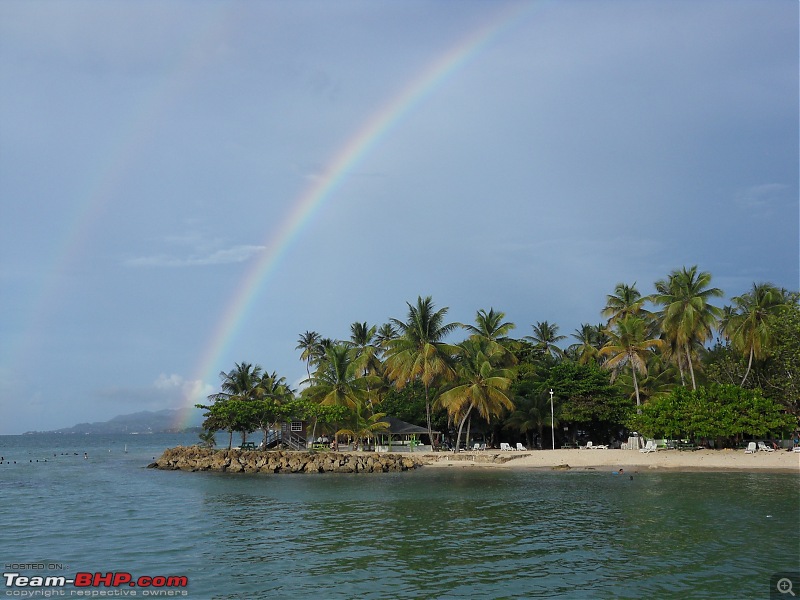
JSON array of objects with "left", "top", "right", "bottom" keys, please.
[
  {"left": 599, "top": 315, "right": 663, "bottom": 410},
  {"left": 652, "top": 266, "right": 723, "bottom": 390},
  {"left": 568, "top": 323, "right": 606, "bottom": 365},
  {"left": 602, "top": 282, "right": 650, "bottom": 325},
  {"left": 504, "top": 393, "right": 555, "bottom": 450},
  {"left": 724, "top": 282, "right": 786, "bottom": 386},
  {"left": 336, "top": 402, "right": 390, "bottom": 449},
  {"left": 205, "top": 362, "right": 264, "bottom": 446},
  {"left": 538, "top": 361, "right": 627, "bottom": 442},
  {"left": 296, "top": 331, "right": 322, "bottom": 382},
  {"left": 463, "top": 307, "right": 517, "bottom": 367},
  {"left": 525, "top": 320, "right": 566, "bottom": 359},
  {"left": 436, "top": 338, "right": 515, "bottom": 452},
  {"left": 384, "top": 296, "right": 460, "bottom": 447},
  {"left": 347, "top": 321, "right": 383, "bottom": 407},
  {"left": 304, "top": 344, "right": 373, "bottom": 410},
  {"left": 635, "top": 384, "right": 796, "bottom": 444}
]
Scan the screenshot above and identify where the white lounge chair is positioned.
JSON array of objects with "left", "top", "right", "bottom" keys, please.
[
  {"left": 584, "top": 441, "right": 608, "bottom": 450},
  {"left": 640, "top": 440, "right": 657, "bottom": 453},
  {"left": 757, "top": 441, "right": 775, "bottom": 452},
  {"left": 744, "top": 442, "right": 757, "bottom": 454},
  {"left": 516, "top": 443, "right": 527, "bottom": 451},
  {"left": 500, "top": 442, "right": 514, "bottom": 451}
]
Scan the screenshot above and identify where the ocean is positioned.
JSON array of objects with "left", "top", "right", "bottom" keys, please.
[{"left": 1, "top": 433, "right": 798, "bottom": 599}]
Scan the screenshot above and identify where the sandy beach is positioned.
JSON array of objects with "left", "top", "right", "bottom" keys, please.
[{"left": 421, "top": 447, "right": 800, "bottom": 473}]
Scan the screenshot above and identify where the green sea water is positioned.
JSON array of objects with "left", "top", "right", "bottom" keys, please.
[{"left": 1, "top": 434, "right": 798, "bottom": 599}]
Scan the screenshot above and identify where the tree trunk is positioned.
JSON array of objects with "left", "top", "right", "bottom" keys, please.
[
  {"left": 685, "top": 342, "right": 697, "bottom": 390},
  {"left": 465, "top": 414, "right": 472, "bottom": 450},
  {"left": 424, "top": 382, "right": 434, "bottom": 450},
  {"left": 741, "top": 346, "right": 754, "bottom": 386},
  {"left": 632, "top": 361, "right": 641, "bottom": 413},
  {"left": 454, "top": 405, "right": 473, "bottom": 452}
]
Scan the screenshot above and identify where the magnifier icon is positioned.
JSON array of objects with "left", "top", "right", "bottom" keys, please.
[{"left": 778, "top": 578, "right": 796, "bottom": 596}]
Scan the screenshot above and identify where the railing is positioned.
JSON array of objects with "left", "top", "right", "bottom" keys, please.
[{"left": 261, "top": 429, "right": 306, "bottom": 450}]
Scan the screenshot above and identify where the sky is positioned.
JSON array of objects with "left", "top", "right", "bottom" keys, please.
[{"left": 1, "top": 0, "right": 797, "bottom": 435}]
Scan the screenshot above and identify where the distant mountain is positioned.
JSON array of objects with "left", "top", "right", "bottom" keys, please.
[{"left": 26, "top": 408, "right": 204, "bottom": 435}]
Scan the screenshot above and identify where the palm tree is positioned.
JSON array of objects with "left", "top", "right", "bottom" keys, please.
[
  {"left": 525, "top": 320, "right": 566, "bottom": 359},
  {"left": 336, "top": 402, "right": 390, "bottom": 449},
  {"left": 505, "top": 393, "right": 557, "bottom": 449},
  {"left": 651, "top": 266, "right": 723, "bottom": 390},
  {"left": 384, "top": 296, "right": 460, "bottom": 447},
  {"left": 602, "top": 282, "right": 649, "bottom": 325},
  {"left": 568, "top": 323, "right": 602, "bottom": 365},
  {"left": 304, "top": 344, "right": 370, "bottom": 410},
  {"left": 375, "top": 323, "right": 397, "bottom": 349},
  {"left": 251, "top": 370, "right": 294, "bottom": 448},
  {"left": 599, "top": 315, "right": 663, "bottom": 410},
  {"left": 463, "top": 308, "right": 516, "bottom": 365},
  {"left": 348, "top": 321, "right": 382, "bottom": 407},
  {"left": 724, "top": 282, "right": 786, "bottom": 386},
  {"left": 296, "top": 331, "right": 322, "bottom": 382},
  {"left": 207, "top": 362, "right": 264, "bottom": 446},
  {"left": 436, "top": 338, "right": 515, "bottom": 452}
]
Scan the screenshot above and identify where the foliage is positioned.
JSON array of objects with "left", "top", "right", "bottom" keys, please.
[
  {"left": 632, "top": 384, "right": 797, "bottom": 443},
  {"left": 384, "top": 295, "right": 460, "bottom": 445}
]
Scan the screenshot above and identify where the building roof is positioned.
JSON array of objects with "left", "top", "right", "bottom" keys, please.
[{"left": 379, "top": 416, "right": 438, "bottom": 435}]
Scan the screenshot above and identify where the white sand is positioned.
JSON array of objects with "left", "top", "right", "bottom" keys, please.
[{"left": 420, "top": 448, "right": 800, "bottom": 473}]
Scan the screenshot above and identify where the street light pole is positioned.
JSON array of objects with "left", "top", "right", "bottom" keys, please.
[{"left": 549, "top": 389, "right": 555, "bottom": 450}]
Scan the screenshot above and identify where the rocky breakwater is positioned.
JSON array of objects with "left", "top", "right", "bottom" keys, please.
[{"left": 147, "top": 446, "right": 425, "bottom": 474}]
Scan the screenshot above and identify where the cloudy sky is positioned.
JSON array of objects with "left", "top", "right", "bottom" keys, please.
[{"left": 1, "top": 1, "right": 797, "bottom": 434}]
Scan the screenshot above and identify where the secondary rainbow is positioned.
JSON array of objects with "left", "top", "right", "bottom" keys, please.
[{"left": 179, "top": 3, "right": 534, "bottom": 429}]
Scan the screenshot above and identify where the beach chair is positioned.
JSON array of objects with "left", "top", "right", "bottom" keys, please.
[
  {"left": 744, "top": 442, "right": 757, "bottom": 454},
  {"left": 757, "top": 441, "right": 774, "bottom": 452},
  {"left": 583, "top": 441, "right": 593, "bottom": 449},
  {"left": 639, "top": 440, "right": 657, "bottom": 453},
  {"left": 516, "top": 443, "right": 527, "bottom": 451},
  {"left": 500, "top": 442, "right": 513, "bottom": 451}
]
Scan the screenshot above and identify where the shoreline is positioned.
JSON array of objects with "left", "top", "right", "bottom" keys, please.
[
  {"left": 150, "top": 445, "right": 799, "bottom": 474},
  {"left": 418, "top": 448, "right": 800, "bottom": 474}
]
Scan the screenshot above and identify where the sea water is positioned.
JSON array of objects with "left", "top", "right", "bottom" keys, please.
[{"left": 0, "top": 433, "right": 798, "bottom": 599}]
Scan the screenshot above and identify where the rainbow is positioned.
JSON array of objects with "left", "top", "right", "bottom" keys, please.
[{"left": 177, "top": 2, "right": 536, "bottom": 429}]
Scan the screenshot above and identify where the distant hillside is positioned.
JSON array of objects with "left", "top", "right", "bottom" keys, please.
[{"left": 27, "top": 408, "right": 204, "bottom": 435}]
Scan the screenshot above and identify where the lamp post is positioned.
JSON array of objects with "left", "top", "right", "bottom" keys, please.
[{"left": 549, "top": 389, "right": 555, "bottom": 450}]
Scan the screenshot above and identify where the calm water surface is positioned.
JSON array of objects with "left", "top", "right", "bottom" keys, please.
[{"left": 1, "top": 434, "right": 798, "bottom": 599}]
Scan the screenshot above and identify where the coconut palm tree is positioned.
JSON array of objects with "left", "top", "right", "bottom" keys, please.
[
  {"left": 568, "top": 323, "right": 603, "bottom": 365},
  {"left": 724, "top": 282, "right": 786, "bottom": 386},
  {"left": 599, "top": 315, "right": 663, "bottom": 411},
  {"left": 375, "top": 323, "right": 398, "bottom": 354},
  {"left": 505, "top": 393, "right": 558, "bottom": 449},
  {"left": 384, "top": 296, "right": 460, "bottom": 447},
  {"left": 435, "top": 338, "right": 515, "bottom": 452},
  {"left": 207, "top": 362, "right": 264, "bottom": 446},
  {"left": 463, "top": 308, "right": 516, "bottom": 366},
  {"left": 602, "top": 282, "right": 650, "bottom": 325},
  {"left": 336, "top": 402, "right": 390, "bottom": 450},
  {"left": 304, "top": 344, "right": 371, "bottom": 410},
  {"left": 347, "top": 321, "right": 383, "bottom": 407},
  {"left": 296, "top": 331, "right": 322, "bottom": 382},
  {"left": 525, "top": 320, "right": 566, "bottom": 359},
  {"left": 651, "top": 266, "right": 723, "bottom": 390}
]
